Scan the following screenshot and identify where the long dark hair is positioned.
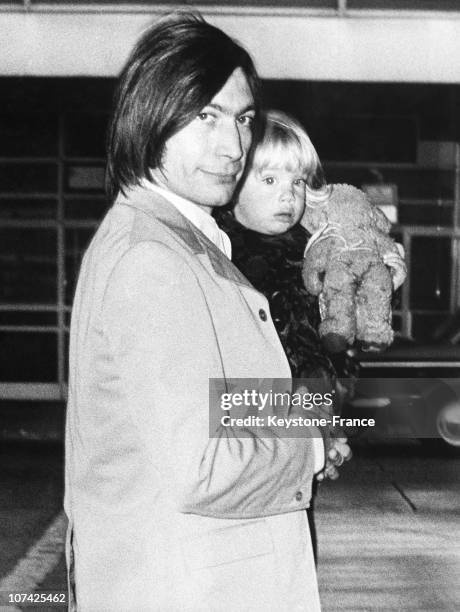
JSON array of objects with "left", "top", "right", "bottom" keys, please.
[{"left": 106, "top": 12, "right": 260, "bottom": 199}]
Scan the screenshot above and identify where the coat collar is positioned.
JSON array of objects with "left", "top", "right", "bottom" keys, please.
[{"left": 115, "top": 184, "right": 255, "bottom": 290}]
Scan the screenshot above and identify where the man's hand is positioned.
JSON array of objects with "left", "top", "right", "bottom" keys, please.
[
  {"left": 383, "top": 243, "right": 407, "bottom": 291},
  {"left": 317, "top": 437, "right": 352, "bottom": 481}
]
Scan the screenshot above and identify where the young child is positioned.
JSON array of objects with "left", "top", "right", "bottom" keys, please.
[
  {"left": 217, "top": 110, "right": 406, "bottom": 561},
  {"left": 218, "top": 109, "right": 349, "bottom": 385},
  {"left": 216, "top": 110, "right": 350, "bottom": 562},
  {"left": 220, "top": 109, "right": 405, "bottom": 370}
]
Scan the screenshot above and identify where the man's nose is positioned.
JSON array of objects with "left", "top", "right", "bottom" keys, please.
[{"left": 218, "top": 121, "right": 244, "bottom": 160}]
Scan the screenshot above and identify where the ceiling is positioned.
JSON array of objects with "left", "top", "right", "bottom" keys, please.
[{"left": 1, "top": 1, "right": 460, "bottom": 14}]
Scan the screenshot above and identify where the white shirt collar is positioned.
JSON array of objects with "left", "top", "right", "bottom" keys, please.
[{"left": 141, "top": 179, "right": 232, "bottom": 259}]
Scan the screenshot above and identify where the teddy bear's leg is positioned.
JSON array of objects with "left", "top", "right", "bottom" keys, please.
[
  {"left": 356, "top": 263, "right": 394, "bottom": 351},
  {"left": 319, "top": 264, "right": 357, "bottom": 353}
]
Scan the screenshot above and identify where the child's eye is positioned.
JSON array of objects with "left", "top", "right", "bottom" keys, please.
[
  {"left": 262, "top": 177, "right": 275, "bottom": 185},
  {"left": 293, "top": 178, "right": 306, "bottom": 186}
]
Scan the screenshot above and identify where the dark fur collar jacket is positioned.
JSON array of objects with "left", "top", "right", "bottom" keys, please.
[{"left": 215, "top": 208, "right": 347, "bottom": 385}]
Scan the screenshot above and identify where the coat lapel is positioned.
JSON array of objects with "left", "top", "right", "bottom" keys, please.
[{"left": 115, "top": 185, "right": 255, "bottom": 290}]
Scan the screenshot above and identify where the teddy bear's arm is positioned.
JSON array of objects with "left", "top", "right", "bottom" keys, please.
[
  {"left": 302, "top": 241, "right": 330, "bottom": 296},
  {"left": 375, "top": 232, "right": 400, "bottom": 259}
]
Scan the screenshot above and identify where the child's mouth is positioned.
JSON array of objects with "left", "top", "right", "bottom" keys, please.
[{"left": 275, "top": 212, "right": 293, "bottom": 222}]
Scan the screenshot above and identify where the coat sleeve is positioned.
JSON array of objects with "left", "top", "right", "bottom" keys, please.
[{"left": 102, "top": 241, "right": 318, "bottom": 519}]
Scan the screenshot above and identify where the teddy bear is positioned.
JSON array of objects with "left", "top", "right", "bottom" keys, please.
[{"left": 301, "top": 183, "right": 400, "bottom": 353}]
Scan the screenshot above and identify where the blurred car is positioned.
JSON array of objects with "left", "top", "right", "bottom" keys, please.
[{"left": 342, "top": 335, "right": 460, "bottom": 451}]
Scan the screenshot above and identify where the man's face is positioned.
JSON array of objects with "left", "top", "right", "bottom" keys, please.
[{"left": 150, "top": 67, "right": 255, "bottom": 212}]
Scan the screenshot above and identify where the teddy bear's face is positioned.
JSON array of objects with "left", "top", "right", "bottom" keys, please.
[
  {"left": 327, "top": 194, "right": 374, "bottom": 231},
  {"left": 303, "top": 184, "right": 392, "bottom": 236}
]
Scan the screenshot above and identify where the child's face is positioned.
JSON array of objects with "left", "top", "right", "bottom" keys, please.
[{"left": 234, "top": 165, "right": 306, "bottom": 235}]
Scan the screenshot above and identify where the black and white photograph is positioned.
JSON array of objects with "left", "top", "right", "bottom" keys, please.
[{"left": 1, "top": 2, "right": 460, "bottom": 611}]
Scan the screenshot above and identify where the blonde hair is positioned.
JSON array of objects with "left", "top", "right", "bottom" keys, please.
[{"left": 252, "top": 110, "right": 327, "bottom": 194}]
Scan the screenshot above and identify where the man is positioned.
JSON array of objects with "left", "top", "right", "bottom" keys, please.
[{"left": 65, "top": 13, "right": 332, "bottom": 611}]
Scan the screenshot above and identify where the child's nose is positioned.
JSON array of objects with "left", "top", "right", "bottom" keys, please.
[{"left": 280, "top": 186, "right": 295, "bottom": 201}]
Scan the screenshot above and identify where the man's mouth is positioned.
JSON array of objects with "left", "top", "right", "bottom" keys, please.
[{"left": 201, "top": 169, "right": 240, "bottom": 183}]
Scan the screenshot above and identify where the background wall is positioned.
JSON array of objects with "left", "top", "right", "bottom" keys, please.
[{"left": 1, "top": 7, "right": 460, "bottom": 82}]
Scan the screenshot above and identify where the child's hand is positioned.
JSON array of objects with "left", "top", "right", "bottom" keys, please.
[{"left": 317, "top": 437, "right": 352, "bottom": 481}]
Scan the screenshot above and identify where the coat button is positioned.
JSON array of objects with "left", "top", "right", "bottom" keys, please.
[
  {"left": 295, "top": 491, "right": 303, "bottom": 502},
  {"left": 259, "top": 309, "right": 267, "bottom": 321}
]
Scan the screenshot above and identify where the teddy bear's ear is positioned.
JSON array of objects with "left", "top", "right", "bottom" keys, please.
[
  {"left": 300, "top": 202, "right": 328, "bottom": 233},
  {"left": 300, "top": 186, "right": 330, "bottom": 233},
  {"left": 373, "top": 206, "right": 392, "bottom": 234}
]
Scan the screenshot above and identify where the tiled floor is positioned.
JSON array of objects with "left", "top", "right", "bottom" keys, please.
[{"left": 1, "top": 439, "right": 459, "bottom": 611}]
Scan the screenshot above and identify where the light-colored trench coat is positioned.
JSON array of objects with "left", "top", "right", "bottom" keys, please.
[{"left": 64, "top": 185, "right": 323, "bottom": 611}]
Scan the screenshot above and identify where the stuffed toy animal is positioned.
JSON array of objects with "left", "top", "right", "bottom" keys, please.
[{"left": 301, "top": 183, "right": 400, "bottom": 353}]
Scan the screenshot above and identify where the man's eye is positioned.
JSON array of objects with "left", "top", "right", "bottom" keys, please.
[
  {"left": 293, "top": 178, "right": 306, "bottom": 186},
  {"left": 237, "top": 115, "right": 254, "bottom": 127},
  {"left": 197, "top": 112, "right": 212, "bottom": 121},
  {"left": 263, "top": 177, "right": 275, "bottom": 185}
]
